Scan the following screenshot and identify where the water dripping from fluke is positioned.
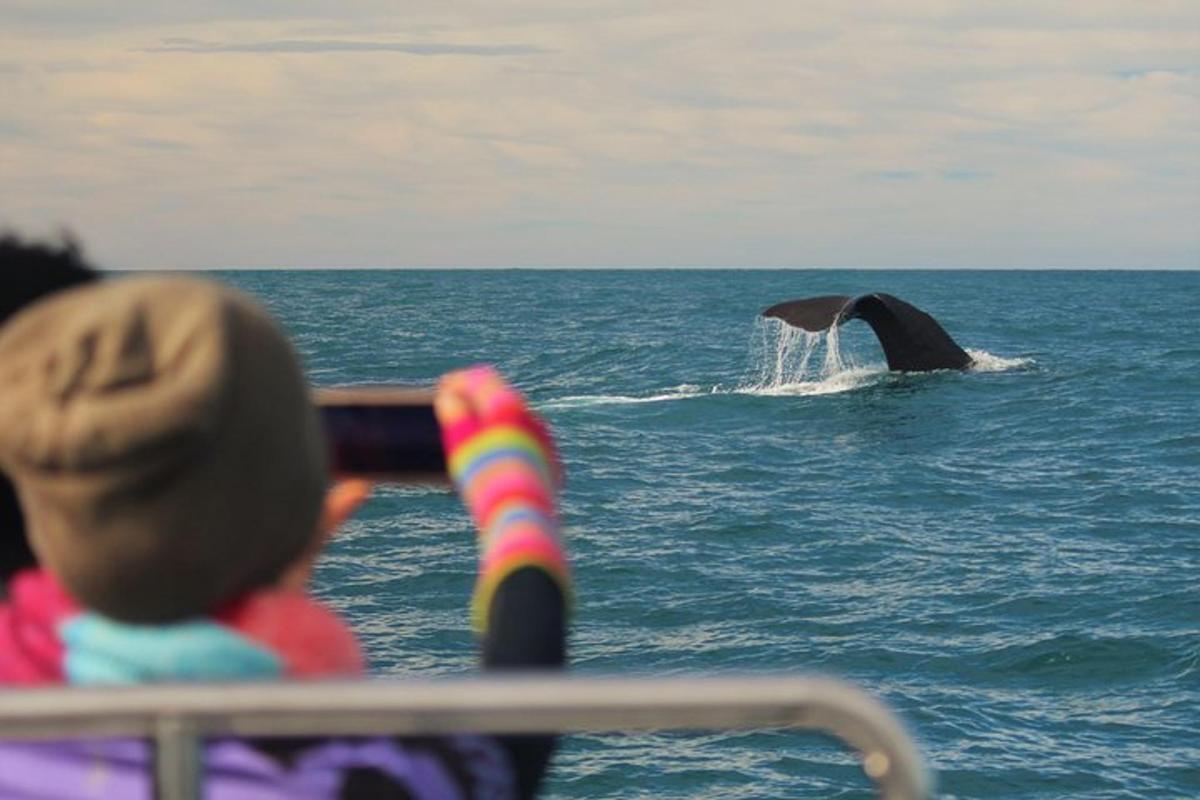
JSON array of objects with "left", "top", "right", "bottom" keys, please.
[{"left": 736, "top": 318, "right": 885, "bottom": 397}]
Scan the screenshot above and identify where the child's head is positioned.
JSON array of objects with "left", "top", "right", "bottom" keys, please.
[{"left": 0, "top": 276, "right": 328, "bottom": 622}]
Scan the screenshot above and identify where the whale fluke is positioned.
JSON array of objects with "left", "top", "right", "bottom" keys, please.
[
  {"left": 762, "top": 293, "right": 973, "bottom": 372},
  {"left": 761, "top": 295, "right": 853, "bottom": 332}
]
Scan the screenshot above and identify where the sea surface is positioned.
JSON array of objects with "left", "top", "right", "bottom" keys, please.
[{"left": 220, "top": 269, "right": 1198, "bottom": 799}]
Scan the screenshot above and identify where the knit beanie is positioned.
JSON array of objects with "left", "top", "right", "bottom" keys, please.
[{"left": 0, "top": 276, "right": 327, "bottom": 622}]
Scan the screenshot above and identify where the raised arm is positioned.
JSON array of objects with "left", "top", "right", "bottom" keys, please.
[{"left": 435, "top": 366, "right": 570, "bottom": 797}]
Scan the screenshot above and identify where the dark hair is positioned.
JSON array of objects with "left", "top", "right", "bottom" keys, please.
[{"left": 0, "top": 232, "right": 100, "bottom": 588}]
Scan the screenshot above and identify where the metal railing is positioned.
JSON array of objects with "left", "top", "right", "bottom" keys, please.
[{"left": 0, "top": 675, "right": 932, "bottom": 800}]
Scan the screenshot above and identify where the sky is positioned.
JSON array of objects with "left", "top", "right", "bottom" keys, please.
[{"left": 1, "top": 2, "right": 1198, "bottom": 269}]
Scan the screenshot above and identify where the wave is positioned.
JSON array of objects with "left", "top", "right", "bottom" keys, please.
[
  {"left": 731, "top": 366, "right": 886, "bottom": 397},
  {"left": 538, "top": 372, "right": 883, "bottom": 410},
  {"left": 538, "top": 321, "right": 1029, "bottom": 410},
  {"left": 539, "top": 385, "right": 711, "bottom": 410},
  {"left": 966, "top": 349, "right": 1034, "bottom": 372}
]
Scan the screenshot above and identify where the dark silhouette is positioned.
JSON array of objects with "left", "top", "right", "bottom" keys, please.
[
  {"left": 762, "top": 293, "right": 973, "bottom": 372},
  {"left": 0, "top": 233, "right": 99, "bottom": 591}
]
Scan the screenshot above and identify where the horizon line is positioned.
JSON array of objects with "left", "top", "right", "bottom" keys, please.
[{"left": 113, "top": 264, "right": 1200, "bottom": 272}]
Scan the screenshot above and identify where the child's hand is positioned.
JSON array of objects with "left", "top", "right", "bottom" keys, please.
[
  {"left": 435, "top": 365, "right": 562, "bottom": 523},
  {"left": 279, "top": 479, "right": 372, "bottom": 591},
  {"left": 434, "top": 365, "right": 569, "bottom": 630}
]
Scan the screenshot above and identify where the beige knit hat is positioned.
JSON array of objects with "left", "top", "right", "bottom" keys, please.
[{"left": 0, "top": 276, "right": 327, "bottom": 622}]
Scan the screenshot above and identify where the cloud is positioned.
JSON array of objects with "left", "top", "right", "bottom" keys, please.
[
  {"left": 129, "top": 137, "right": 192, "bottom": 151},
  {"left": 942, "top": 170, "right": 988, "bottom": 181},
  {"left": 1, "top": 2, "right": 1197, "bottom": 268},
  {"left": 873, "top": 170, "right": 922, "bottom": 181},
  {"left": 143, "top": 38, "right": 551, "bottom": 56},
  {"left": 0, "top": 118, "right": 32, "bottom": 140}
]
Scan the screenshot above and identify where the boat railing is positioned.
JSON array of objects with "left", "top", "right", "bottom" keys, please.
[{"left": 0, "top": 674, "right": 932, "bottom": 800}]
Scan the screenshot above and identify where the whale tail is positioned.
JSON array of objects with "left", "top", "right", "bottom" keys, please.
[{"left": 762, "top": 293, "right": 973, "bottom": 372}]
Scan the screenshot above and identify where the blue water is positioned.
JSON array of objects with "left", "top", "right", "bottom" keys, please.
[{"left": 220, "top": 269, "right": 1199, "bottom": 799}]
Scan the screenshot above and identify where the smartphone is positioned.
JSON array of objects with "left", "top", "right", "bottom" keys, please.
[{"left": 314, "top": 386, "right": 447, "bottom": 482}]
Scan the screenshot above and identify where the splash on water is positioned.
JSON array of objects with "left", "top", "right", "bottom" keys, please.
[
  {"left": 539, "top": 385, "right": 711, "bottom": 411},
  {"left": 736, "top": 318, "right": 883, "bottom": 396},
  {"left": 966, "top": 349, "right": 1033, "bottom": 372},
  {"left": 539, "top": 322, "right": 1029, "bottom": 411}
]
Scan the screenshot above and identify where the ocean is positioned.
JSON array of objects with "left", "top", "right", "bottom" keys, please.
[{"left": 220, "top": 269, "right": 1198, "bottom": 799}]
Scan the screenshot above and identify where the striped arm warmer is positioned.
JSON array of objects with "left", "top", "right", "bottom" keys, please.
[{"left": 435, "top": 367, "right": 571, "bottom": 632}]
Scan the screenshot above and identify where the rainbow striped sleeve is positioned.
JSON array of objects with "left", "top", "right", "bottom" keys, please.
[{"left": 439, "top": 382, "right": 572, "bottom": 633}]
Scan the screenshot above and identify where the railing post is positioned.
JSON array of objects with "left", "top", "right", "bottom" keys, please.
[{"left": 153, "top": 716, "right": 201, "bottom": 800}]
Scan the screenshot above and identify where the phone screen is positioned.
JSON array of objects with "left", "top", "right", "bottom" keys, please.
[{"left": 315, "top": 388, "right": 446, "bottom": 481}]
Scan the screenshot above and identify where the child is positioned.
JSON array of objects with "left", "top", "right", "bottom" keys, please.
[{"left": 0, "top": 276, "right": 570, "bottom": 799}]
